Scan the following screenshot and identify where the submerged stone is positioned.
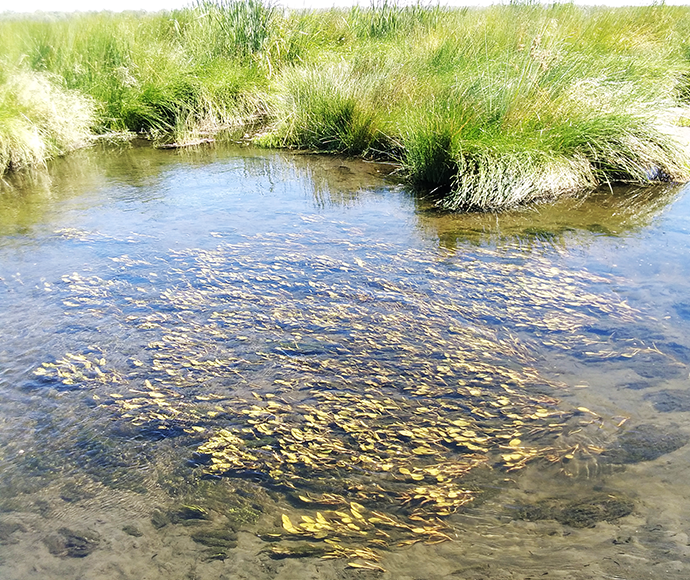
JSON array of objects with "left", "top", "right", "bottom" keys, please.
[
  {"left": 112, "top": 420, "right": 187, "bottom": 442},
  {"left": 674, "top": 301, "right": 690, "bottom": 321},
  {"left": 151, "top": 510, "right": 170, "bottom": 529},
  {"left": 122, "top": 524, "right": 143, "bottom": 537},
  {"left": 59, "top": 481, "right": 95, "bottom": 503},
  {"left": 662, "top": 341, "right": 690, "bottom": 364},
  {"left": 556, "top": 497, "right": 634, "bottom": 528},
  {"left": 622, "top": 380, "right": 654, "bottom": 390},
  {"left": 644, "top": 390, "right": 690, "bottom": 413},
  {"left": 0, "top": 520, "right": 25, "bottom": 544},
  {"left": 615, "top": 348, "right": 688, "bottom": 379},
  {"left": 516, "top": 494, "right": 634, "bottom": 528},
  {"left": 20, "top": 375, "right": 82, "bottom": 392},
  {"left": 44, "top": 527, "right": 101, "bottom": 558},
  {"left": 633, "top": 363, "right": 686, "bottom": 380},
  {"left": 191, "top": 528, "right": 238, "bottom": 548},
  {"left": 602, "top": 424, "right": 689, "bottom": 464},
  {"left": 137, "top": 422, "right": 187, "bottom": 441}
]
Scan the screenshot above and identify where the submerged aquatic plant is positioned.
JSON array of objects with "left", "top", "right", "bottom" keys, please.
[{"left": 32, "top": 233, "right": 666, "bottom": 565}]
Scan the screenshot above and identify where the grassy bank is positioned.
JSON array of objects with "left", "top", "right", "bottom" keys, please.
[{"left": 2, "top": 2, "right": 690, "bottom": 209}]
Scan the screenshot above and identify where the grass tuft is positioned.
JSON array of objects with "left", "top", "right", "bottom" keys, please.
[
  {"left": 190, "top": 0, "right": 276, "bottom": 60},
  {"left": 0, "top": 70, "right": 94, "bottom": 172},
  {"left": 259, "top": 63, "right": 387, "bottom": 155}
]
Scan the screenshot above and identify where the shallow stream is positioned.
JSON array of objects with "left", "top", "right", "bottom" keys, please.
[{"left": 1, "top": 143, "right": 689, "bottom": 579}]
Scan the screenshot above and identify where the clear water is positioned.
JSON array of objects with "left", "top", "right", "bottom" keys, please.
[{"left": 1, "top": 143, "right": 689, "bottom": 579}]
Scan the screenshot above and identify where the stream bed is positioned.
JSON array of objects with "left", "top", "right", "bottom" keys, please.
[{"left": 1, "top": 142, "right": 690, "bottom": 579}]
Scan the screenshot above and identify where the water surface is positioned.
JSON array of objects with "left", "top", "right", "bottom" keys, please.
[{"left": 1, "top": 143, "right": 689, "bottom": 579}]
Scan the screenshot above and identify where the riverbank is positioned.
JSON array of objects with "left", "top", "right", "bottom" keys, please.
[{"left": 2, "top": 2, "right": 690, "bottom": 210}]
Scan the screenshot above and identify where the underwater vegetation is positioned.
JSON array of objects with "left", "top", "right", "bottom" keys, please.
[
  {"left": 2, "top": 2, "right": 690, "bottom": 209},
  {"left": 24, "top": 230, "right": 678, "bottom": 567}
]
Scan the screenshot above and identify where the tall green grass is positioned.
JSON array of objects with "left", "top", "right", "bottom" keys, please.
[
  {"left": 2, "top": 2, "right": 690, "bottom": 209},
  {"left": 190, "top": 0, "right": 275, "bottom": 59}
]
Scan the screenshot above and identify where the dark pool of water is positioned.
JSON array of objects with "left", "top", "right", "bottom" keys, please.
[{"left": 1, "top": 143, "right": 689, "bottom": 579}]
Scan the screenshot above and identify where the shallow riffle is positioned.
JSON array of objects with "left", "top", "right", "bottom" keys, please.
[{"left": 0, "top": 143, "right": 689, "bottom": 579}]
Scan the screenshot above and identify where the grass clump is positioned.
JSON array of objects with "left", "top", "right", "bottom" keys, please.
[
  {"left": 412, "top": 72, "right": 689, "bottom": 210},
  {"left": 258, "top": 63, "right": 389, "bottom": 155},
  {"left": 2, "top": 2, "right": 690, "bottom": 209},
  {"left": 392, "top": 4, "right": 690, "bottom": 209},
  {"left": 0, "top": 9, "right": 266, "bottom": 146},
  {"left": 0, "top": 70, "right": 94, "bottom": 172}
]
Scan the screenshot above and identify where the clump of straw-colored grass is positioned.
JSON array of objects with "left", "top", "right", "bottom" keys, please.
[{"left": 0, "top": 70, "right": 94, "bottom": 172}]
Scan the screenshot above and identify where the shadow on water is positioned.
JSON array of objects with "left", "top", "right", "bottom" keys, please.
[{"left": 413, "top": 183, "right": 687, "bottom": 250}]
